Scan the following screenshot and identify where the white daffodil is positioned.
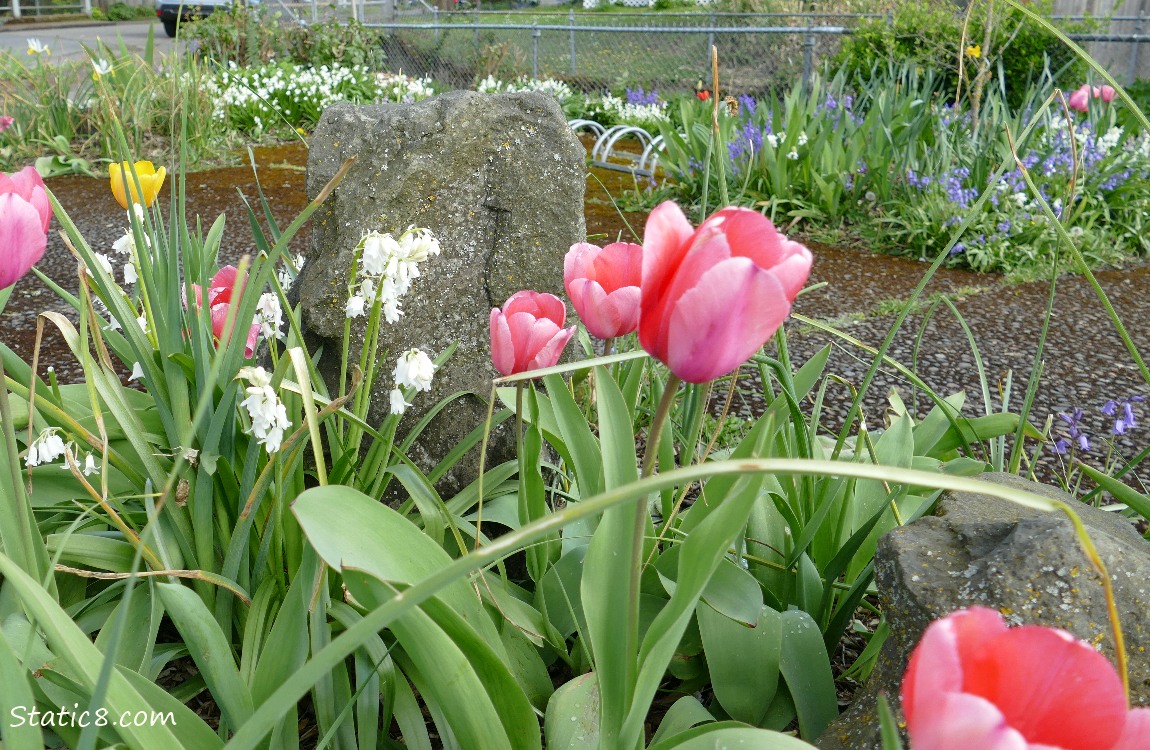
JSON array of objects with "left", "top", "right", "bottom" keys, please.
[{"left": 91, "top": 59, "right": 113, "bottom": 80}]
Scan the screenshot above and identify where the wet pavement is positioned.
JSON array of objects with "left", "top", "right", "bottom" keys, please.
[{"left": 6, "top": 143, "right": 1150, "bottom": 486}]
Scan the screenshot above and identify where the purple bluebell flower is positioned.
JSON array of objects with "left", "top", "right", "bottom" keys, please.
[
  {"left": 1054, "top": 407, "right": 1091, "bottom": 453},
  {"left": 625, "top": 86, "right": 660, "bottom": 106},
  {"left": 1102, "top": 395, "right": 1144, "bottom": 435}
]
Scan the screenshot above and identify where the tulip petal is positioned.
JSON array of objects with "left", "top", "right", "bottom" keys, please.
[
  {"left": 663, "top": 257, "right": 791, "bottom": 383},
  {"left": 965, "top": 625, "right": 1126, "bottom": 750},
  {"left": 528, "top": 325, "right": 575, "bottom": 371},
  {"left": 702, "top": 207, "right": 787, "bottom": 268},
  {"left": 569, "top": 278, "right": 641, "bottom": 339},
  {"left": 490, "top": 309, "right": 515, "bottom": 377},
  {"left": 1112, "top": 708, "right": 1150, "bottom": 750},
  {"left": 908, "top": 692, "right": 1028, "bottom": 750},
  {"left": 7, "top": 167, "right": 50, "bottom": 232},
  {"left": 244, "top": 323, "right": 260, "bottom": 358},
  {"left": 564, "top": 242, "right": 600, "bottom": 292},
  {"left": 508, "top": 311, "right": 560, "bottom": 373},
  {"left": 593, "top": 242, "right": 643, "bottom": 292},
  {"left": 644, "top": 200, "right": 694, "bottom": 312},
  {"left": 0, "top": 192, "right": 48, "bottom": 290},
  {"left": 503, "top": 290, "right": 566, "bottom": 327},
  {"left": 771, "top": 240, "right": 814, "bottom": 300}
]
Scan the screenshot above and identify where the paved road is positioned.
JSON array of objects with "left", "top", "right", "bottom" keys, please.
[{"left": 0, "top": 19, "right": 181, "bottom": 61}]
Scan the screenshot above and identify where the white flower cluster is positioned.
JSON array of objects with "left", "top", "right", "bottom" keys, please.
[
  {"left": 596, "top": 93, "right": 668, "bottom": 129},
  {"left": 238, "top": 366, "right": 291, "bottom": 453},
  {"left": 26, "top": 428, "right": 101, "bottom": 474},
  {"left": 25, "top": 428, "right": 66, "bottom": 467},
  {"left": 201, "top": 63, "right": 434, "bottom": 134},
  {"left": 389, "top": 348, "right": 436, "bottom": 415},
  {"left": 478, "top": 75, "right": 574, "bottom": 105},
  {"left": 344, "top": 228, "right": 440, "bottom": 324},
  {"left": 254, "top": 292, "right": 284, "bottom": 341},
  {"left": 375, "top": 72, "right": 435, "bottom": 103}
]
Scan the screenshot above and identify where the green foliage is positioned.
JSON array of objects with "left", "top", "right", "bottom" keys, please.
[
  {"left": 649, "top": 63, "right": 1150, "bottom": 275},
  {"left": 184, "top": 5, "right": 387, "bottom": 69},
  {"left": 106, "top": 2, "right": 151, "bottom": 20},
  {"left": 834, "top": 0, "right": 1091, "bottom": 105}
]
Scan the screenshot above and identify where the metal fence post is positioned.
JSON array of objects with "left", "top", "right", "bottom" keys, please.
[
  {"left": 474, "top": 6, "right": 480, "bottom": 56},
  {"left": 802, "top": 28, "right": 815, "bottom": 91},
  {"left": 9, "top": 0, "right": 18, "bottom": 18},
  {"left": 532, "top": 21, "right": 541, "bottom": 78},
  {"left": 434, "top": 7, "right": 440, "bottom": 43},
  {"left": 1129, "top": 3, "right": 1146, "bottom": 86},
  {"left": 311, "top": 0, "right": 318, "bottom": 23},
  {"left": 81, "top": 0, "right": 90, "bottom": 15},
  {"left": 569, "top": 8, "right": 577, "bottom": 75}
]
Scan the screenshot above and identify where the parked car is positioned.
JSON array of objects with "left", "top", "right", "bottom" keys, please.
[{"left": 154, "top": 0, "right": 249, "bottom": 37}]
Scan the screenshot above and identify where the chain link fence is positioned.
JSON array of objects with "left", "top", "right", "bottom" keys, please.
[{"left": 256, "top": 5, "right": 1145, "bottom": 95}]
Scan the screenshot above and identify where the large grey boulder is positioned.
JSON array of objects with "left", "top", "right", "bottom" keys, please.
[
  {"left": 297, "top": 90, "right": 586, "bottom": 497},
  {"left": 818, "top": 472, "right": 1150, "bottom": 750}
]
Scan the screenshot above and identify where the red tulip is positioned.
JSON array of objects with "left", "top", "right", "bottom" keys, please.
[
  {"left": 638, "top": 202, "right": 812, "bottom": 384},
  {"left": 902, "top": 607, "right": 1140, "bottom": 750},
  {"left": 0, "top": 166, "right": 50, "bottom": 290},
  {"left": 564, "top": 241, "right": 642, "bottom": 339},
  {"left": 186, "top": 265, "right": 260, "bottom": 357},
  {"left": 696, "top": 90, "right": 711, "bottom": 102},
  {"left": 489, "top": 290, "right": 575, "bottom": 376}
]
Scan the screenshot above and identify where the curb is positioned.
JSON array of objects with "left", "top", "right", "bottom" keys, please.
[{"left": 0, "top": 18, "right": 156, "bottom": 31}]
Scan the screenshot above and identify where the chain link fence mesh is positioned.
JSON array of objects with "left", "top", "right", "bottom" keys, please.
[{"left": 280, "top": 3, "right": 1145, "bottom": 96}]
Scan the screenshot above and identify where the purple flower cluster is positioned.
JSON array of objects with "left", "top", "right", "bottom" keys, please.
[
  {"left": 727, "top": 118, "right": 770, "bottom": 165},
  {"left": 1102, "top": 395, "right": 1144, "bottom": 435},
  {"left": 625, "top": 86, "right": 661, "bottom": 107},
  {"left": 1054, "top": 408, "right": 1090, "bottom": 454},
  {"left": 821, "top": 93, "right": 863, "bottom": 127}
]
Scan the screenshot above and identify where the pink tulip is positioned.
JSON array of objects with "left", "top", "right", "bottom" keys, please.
[
  {"left": 902, "top": 607, "right": 1139, "bottom": 750},
  {"left": 489, "top": 290, "right": 575, "bottom": 376},
  {"left": 0, "top": 166, "right": 50, "bottom": 291},
  {"left": 564, "top": 241, "right": 642, "bottom": 339},
  {"left": 1069, "top": 84, "right": 1117, "bottom": 113},
  {"left": 1068, "top": 84, "right": 1092, "bottom": 113},
  {"left": 638, "top": 202, "right": 812, "bottom": 384},
  {"left": 186, "top": 265, "right": 260, "bottom": 357},
  {"left": 0, "top": 165, "right": 50, "bottom": 233}
]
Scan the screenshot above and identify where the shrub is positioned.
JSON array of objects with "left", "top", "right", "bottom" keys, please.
[{"left": 834, "top": 0, "right": 1091, "bottom": 106}]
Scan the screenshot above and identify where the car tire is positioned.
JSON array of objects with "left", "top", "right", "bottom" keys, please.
[{"left": 163, "top": 19, "right": 178, "bottom": 37}]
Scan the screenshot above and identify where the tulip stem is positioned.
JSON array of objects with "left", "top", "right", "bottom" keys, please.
[
  {"left": 641, "top": 375, "right": 680, "bottom": 480},
  {"left": 626, "top": 375, "right": 681, "bottom": 659}
]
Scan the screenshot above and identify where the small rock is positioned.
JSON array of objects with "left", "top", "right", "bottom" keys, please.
[{"left": 817, "top": 472, "right": 1150, "bottom": 750}]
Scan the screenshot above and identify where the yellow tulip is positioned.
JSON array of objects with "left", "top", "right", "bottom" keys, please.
[{"left": 110, "top": 161, "right": 166, "bottom": 210}]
